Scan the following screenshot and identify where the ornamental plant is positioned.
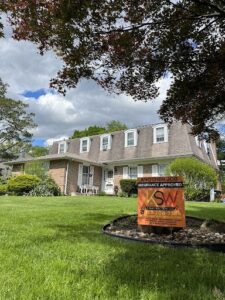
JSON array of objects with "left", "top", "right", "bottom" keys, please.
[
  {"left": 120, "top": 179, "right": 137, "bottom": 197},
  {"left": 7, "top": 174, "right": 40, "bottom": 195},
  {"left": 167, "top": 158, "right": 218, "bottom": 201}
]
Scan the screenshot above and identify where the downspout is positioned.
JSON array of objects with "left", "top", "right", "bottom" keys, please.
[{"left": 64, "top": 161, "right": 69, "bottom": 195}]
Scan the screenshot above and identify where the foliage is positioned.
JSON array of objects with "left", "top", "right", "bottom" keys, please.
[
  {"left": 0, "top": 79, "right": 36, "bottom": 159},
  {"left": 4, "top": 2, "right": 225, "bottom": 138},
  {"left": 28, "top": 176, "right": 61, "bottom": 196},
  {"left": 71, "top": 125, "right": 106, "bottom": 139},
  {"left": 120, "top": 179, "right": 137, "bottom": 197},
  {"left": 106, "top": 121, "right": 128, "bottom": 133},
  {"left": 167, "top": 158, "right": 217, "bottom": 201},
  {"left": 7, "top": 174, "right": 40, "bottom": 195},
  {"left": 118, "top": 191, "right": 128, "bottom": 197},
  {"left": 0, "top": 184, "right": 7, "bottom": 195},
  {"left": 70, "top": 120, "right": 128, "bottom": 139},
  {"left": 29, "top": 146, "right": 49, "bottom": 157},
  {"left": 98, "top": 191, "right": 106, "bottom": 197},
  {"left": 25, "top": 161, "right": 49, "bottom": 180}
]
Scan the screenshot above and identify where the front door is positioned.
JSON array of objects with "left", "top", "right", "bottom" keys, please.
[{"left": 103, "top": 169, "right": 114, "bottom": 194}]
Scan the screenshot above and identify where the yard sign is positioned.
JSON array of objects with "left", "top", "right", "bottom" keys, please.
[{"left": 137, "top": 176, "right": 186, "bottom": 228}]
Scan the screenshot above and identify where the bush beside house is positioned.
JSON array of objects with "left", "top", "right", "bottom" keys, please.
[
  {"left": 167, "top": 158, "right": 218, "bottom": 201},
  {"left": 120, "top": 179, "right": 137, "bottom": 197},
  {"left": 7, "top": 174, "right": 41, "bottom": 195},
  {"left": 0, "top": 174, "right": 61, "bottom": 196}
]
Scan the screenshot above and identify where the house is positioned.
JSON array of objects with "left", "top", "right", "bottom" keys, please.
[{"left": 8, "top": 122, "right": 218, "bottom": 195}]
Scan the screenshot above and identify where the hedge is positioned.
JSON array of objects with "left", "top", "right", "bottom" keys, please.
[{"left": 120, "top": 179, "right": 137, "bottom": 197}]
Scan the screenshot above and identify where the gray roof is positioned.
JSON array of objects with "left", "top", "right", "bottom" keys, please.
[{"left": 7, "top": 122, "right": 219, "bottom": 169}]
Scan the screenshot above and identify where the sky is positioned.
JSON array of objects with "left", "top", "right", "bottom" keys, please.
[{"left": 0, "top": 15, "right": 171, "bottom": 146}]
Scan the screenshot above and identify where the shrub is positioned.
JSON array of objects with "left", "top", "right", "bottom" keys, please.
[
  {"left": 131, "top": 193, "right": 138, "bottom": 198},
  {"left": 167, "top": 158, "right": 218, "bottom": 201},
  {"left": 0, "top": 184, "right": 7, "bottom": 195},
  {"left": 29, "top": 176, "right": 61, "bottom": 196},
  {"left": 120, "top": 179, "right": 137, "bottom": 197},
  {"left": 118, "top": 191, "right": 128, "bottom": 197},
  {"left": 7, "top": 174, "right": 41, "bottom": 195},
  {"left": 98, "top": 191, "right": 106, "bottom": 196}
]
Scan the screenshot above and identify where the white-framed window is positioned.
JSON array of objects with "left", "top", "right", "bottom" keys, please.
[
  {"left": 123, "top": 165, "right": 143, "bottom": 179},
  {"left": 82, "top": 165, "right": 90, "bottom": 185},
  {"left": 100, "top": 134, "right": 112, "bottom": 151},
  {"left": 152, "top": 164, "right": 167, "bottom": 176},
  {"left": 129, "top": 166, "right": 137, "bottom": 179},
  {"left": 153, "top": 124, "right": 168, "bottom": 144},
  {"left": 125, "top": 129, "right": 138, "bottom": 147},
  {"left": 58, "top": 141, "right": 67, "bottom": 154},
  {"left": 80, "top": 137, "right": 90, "bottom": 153}
]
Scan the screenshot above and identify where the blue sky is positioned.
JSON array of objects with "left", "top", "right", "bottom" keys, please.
[{"left": 22, "top": 89, "right": 48, "bottom": 99}]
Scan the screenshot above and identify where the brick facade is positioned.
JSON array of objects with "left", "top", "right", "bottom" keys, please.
[
  {"left": 12, "top": 164, "right": 25, "bottom": 176},
  {"left": 48, "top": 160, "right": 67, "bottom": 193}
]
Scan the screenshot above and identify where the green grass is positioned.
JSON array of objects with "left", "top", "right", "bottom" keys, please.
[{"left": 0, "top": 196, "right": 225, "bottom": 300}]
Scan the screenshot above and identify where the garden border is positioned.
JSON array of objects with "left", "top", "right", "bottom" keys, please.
[{"left": 102, "top": 215, "right": 225, "bottom": 253}]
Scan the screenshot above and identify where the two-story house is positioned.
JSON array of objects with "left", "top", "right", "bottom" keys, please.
[{"left": 8, "top": 122, "right": 218, "bottom": 195}]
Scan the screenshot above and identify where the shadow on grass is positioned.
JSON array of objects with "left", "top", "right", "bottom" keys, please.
[
  {"left": 97, "top": 240, "right": 225, "bottom": 299},
  {"left": 186, "top": 204, "right": 225, "bottom": 222}
]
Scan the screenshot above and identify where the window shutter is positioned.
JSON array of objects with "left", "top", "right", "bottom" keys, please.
[
  {"left": 89, "top": 166, "right": 94, "bottom": 186},
  {"left": 164, "top": 126, "right": 168, "bottom": 143},
  {"left": 152, "top": 165, "right": 159, "bottom": 177},
  {"left": 77, "top": 164, "right": 83, "bottom": 186},
  {"left": 137, "top": 166, "right": 143, "bottom": 178},
  {"left": 123, "top": 166, "right": 129, "bottom": 179}
]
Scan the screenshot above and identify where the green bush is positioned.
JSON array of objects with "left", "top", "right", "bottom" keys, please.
[
  {"left": 167, "top": 158, "right": 218, "bottom": 201},
  {"left": 0, "top": 184, "right": 7, "bottom": 195},
  {"left": 7, "top": 174, "right": 41, "bottom": 195},
  {"left": 98, "top": 191, "right": 106, "bottom": 196},
  {"left": 29, "top": 176, "right": 61, "bottom": 196},
  {"left": 118, "top": 191, "right": 128, "bottom": 197},
  {"left": 120, "top": 179, "right": 137, "bottom": 197}
]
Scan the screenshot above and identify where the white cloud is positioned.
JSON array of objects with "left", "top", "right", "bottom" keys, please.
[
  {"left": 0, "top": 15, "right": 171, "bottom": 143},
  {"left": 45, "top": 136, "right": 69, "bottom": 146}
]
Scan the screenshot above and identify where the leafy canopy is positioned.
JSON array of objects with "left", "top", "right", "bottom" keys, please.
[
  {"left": 0, "top": 79, "right": 36, "bottom": 160},
  {"left": 70, "top": 120, "right": 127, "bottom": 139},
  {"left": 167, "top": 157, "right": 217, "bottom": 201},
  {"left": 3, "top": 1, "right": 225, "bottom": 139}
]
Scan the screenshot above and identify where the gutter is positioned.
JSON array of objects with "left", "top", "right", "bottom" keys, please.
[{"left": 100, "top": 153, "right": 194, "bottom": 165}]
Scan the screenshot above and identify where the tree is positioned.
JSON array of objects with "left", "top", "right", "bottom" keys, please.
[
  {"left": 106, "top": 121, "right": 128, "bottom": 133},
  {"left": 29, "top": 146, "right": 49, "bottom": 157},
  {"left": 3, "top": 1, "right": 225, "bottom": 139},
  {"left": 70, "top": 125, "right": 106, "bottom": 139},
  {"left": 0, "top": 79, "right": 36, "bottom": 159},
  {"left": 167, "top": 158, "right": 218, "bottom": 201}
]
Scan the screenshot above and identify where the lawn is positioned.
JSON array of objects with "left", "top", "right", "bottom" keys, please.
[{"left": 0, "top": 196, "right": 225, "bottom": 300}]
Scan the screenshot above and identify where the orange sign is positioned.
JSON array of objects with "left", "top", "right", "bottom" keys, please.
[{"left": 137, "top": 176, "right": 186, "bottom": 228}]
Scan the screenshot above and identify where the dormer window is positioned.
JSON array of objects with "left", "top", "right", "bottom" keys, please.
[
  {"left": 153, "top": 124, "right": 168, "bottom": 144},
  {"left": 80, "top": 137, "right": 90, "bottom": 153},
  {"left": 100, "top": 134, "right": 111, "bottom": 151},
  {"left": 125, "top": 129, "right": 137, "bottom": 147},
  {"left": 58, "top": 141, "right": 67, "bottom": 154}
]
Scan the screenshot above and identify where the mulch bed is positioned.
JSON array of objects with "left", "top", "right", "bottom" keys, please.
[{"left": 103, "top": 215, "right": 225, "bottom": 252}]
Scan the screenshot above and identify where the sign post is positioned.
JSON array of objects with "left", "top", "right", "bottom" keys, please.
[{"left": 137, "top": 176, "right": 185, "bottom": 228}]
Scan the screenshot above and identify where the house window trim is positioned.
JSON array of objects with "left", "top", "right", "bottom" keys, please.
[
  {"left": 124, "top": 129, "right": 138, "bottom": 148},
  {"left": 100, "top": 134, "right": 112, "bottom": 151},
  {"left": 153, "top": 124, "right": 168, "bottom": 144},
  {"left": 58, "top": 141, "right": 67, "bottom": 154},
  {"left": 128, "top": 165, "right": 138, "bottom": 179},
  {"left": 80, "top": 137, "right": 90, "bottom": 153}
]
